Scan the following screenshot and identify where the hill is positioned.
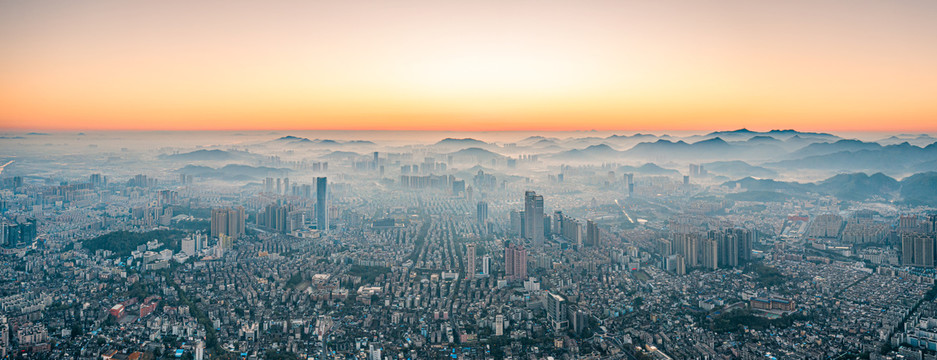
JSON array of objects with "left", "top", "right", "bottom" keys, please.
[
  {"left": 703, "top": 161, "right": 778, "bottom": 178},
  {"left": 160, "top": 149, "right": 255, "bottom": 161},
  {"left": 617, "top": 163, "right": 681, "bottom": 177}
]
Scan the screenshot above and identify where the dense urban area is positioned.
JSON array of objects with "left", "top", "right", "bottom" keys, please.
[{"left": 2, "top": 129, "right": 937, "bottom": 360}]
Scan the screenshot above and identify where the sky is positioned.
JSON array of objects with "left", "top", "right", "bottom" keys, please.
[{"left": 1, "top": 0, "right": 936, "bottom": 132}]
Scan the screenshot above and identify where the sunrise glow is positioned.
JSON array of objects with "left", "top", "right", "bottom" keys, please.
[{"left": 1, "top": 0, "right": 936, "bottom": 131}]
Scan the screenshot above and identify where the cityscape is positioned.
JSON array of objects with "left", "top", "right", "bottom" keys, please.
[
  {"left": 2, "top": 0, "right": 937, "bottom": 359},
  {"left": 1, "top": 130, "right": 937, "bottom": 359}
]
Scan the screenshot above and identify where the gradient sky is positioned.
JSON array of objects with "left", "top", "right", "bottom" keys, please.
[{"left": 1, "top": 0, "right": 936, "bottom": 132}]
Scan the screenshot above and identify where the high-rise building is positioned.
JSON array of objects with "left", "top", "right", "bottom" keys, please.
[
  {"left": 90, "top": 173, "right": 107, "bottom": 187},
  {"left": 673, "top": 233, "right": 699, "bottom": 267},
  {"left": 265, "top": 177, "right": 274, "bottom": 193},
  {"left": 494, "top": 314, "right": 504, "bottom": 336},
  {"left": 481, "top": 255, "right": 491, "bottom": 275},
  {"left": 476, "top": 201, "right": 488, "bottom": 224},
  {"left": 195, "top": 341, "right": 204, "bottom": 360},
  {"left": 0, "top": 219, "right": 38, "bottom": 249},
  {"left": 0, "top": 315, "right": 8, "bottom": 359},
  {"left": 546, "top": 292, "right": 568, "bottom": 331},
  {"left": 658, "top": 238, "right": 673, "bottom": 257},
  {"left": 586, "top": 220, "right": 600, "bottom": 247},
  {"left": 504, "top": 242, "right": 527, "bottom": 280},
  {"left": 524, "top": 191, "right": 544, "bottom": 247},
  {"left": 465, "top": 243, "right": 476, "bottom": 279},
  {"left": 283, "top": 177, "right": 289, "bottom": 195},
  {"left": 701, "top": 238, "right": 719, "bottom": 270},
  {"left": 557, "top": 213, "right": 582, "bottom": 247},
  {"left": 902, "top": 233, "right": 937, "bottom": 267},
  {"left": 211, "top": 206, "right": 245, "bottom": 240},
  {"left": 316, "top": 177, "right": 329, "bottom": 232},
  {"left": 509, "top": 210, "right": 523, "bottom": 237}
]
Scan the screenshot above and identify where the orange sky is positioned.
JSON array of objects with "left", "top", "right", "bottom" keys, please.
[{"left": 1, "top": 0, "right": 936, "bottom": 132}]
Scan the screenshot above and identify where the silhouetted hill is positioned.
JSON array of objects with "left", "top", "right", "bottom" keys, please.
[
  {"left": 766, "top": 142, "right": 937, "bottom": 173},
  {"left": 551, "top": 144, "right": 622, "bottom": 161},
  {"left": 691, "top": 129, "right": 838, "bottom": 142},
  {"left": 745, "top": 136, "right": 783, "bottom": 145},
  {"left": 815, "top": 172, "right": 898, "bottom": 201},
  {"left": 268, "top": 136, "right": 375, "bottom": 147},
  {"left": 624, "top": 138, "right": 767, "bottom": 161},
  {"left": 435, "top": 138, "right": 488, "bottom": 147},
  {"left": 722, "top": 172, "right": 937, "bottom": 204},
  {"left": 160, "top": 149, "right": 256, "bottom": 161},
  {"left": 617, "top": 163, "right": 681, "bottom": 176},
  {"left": 448, "top": 147, "right": 506, "bottom": 163},
  {"left": 900, "top": 172, "right": 937, "bottom": 206},
  {"left": 788, "top": 139, "right": 882, "bottom": 159}
]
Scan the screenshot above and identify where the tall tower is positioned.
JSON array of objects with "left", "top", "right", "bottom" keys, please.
[
  {"left": 316, "top": 177, "right": 328, "bottom": 233},
  {"left": 465, "top": 243, "right": 476, "bottom": 279},
  {"left": 524, "top": 191, "right": 544, "bottom": 248},
  {"left": 476, "top": 201, "right": 488, "bottom": 224},
  {"left": 211, "top": 208, "right": 227, "bottom": 239},
  {"left": 586, "top": 220, "right": 600, "bottom": 247},
  {"left": 195, "top": 341, "right": 204, "bottom": 360}
]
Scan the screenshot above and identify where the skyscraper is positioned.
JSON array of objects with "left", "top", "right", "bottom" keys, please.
[
  {"left": 586, "top": 220, "right": 600, "bottom": 247},
  {"left": 504, "top": 243, "right": 527, "bottom": 280},
  {"left": 211, "top": 206, "right": 245, "bottom": 240},
  {"left": 465, "top": 243, "right": 476, "bottom": 279},
  {"left": 902, "top": 233, "right": 937, "bottom": 267},
  {"left": 316, "top": 177, "right": 328, "bottom": 232},
  {"left": 524, "top": 191, "right": 544, "bottom": 247},
  {"left": 476, "top": 201, "right": 488, "bottom": 225},
  {"left": 481, "top": 255, "right": 491, "bottom": 275},
  {"left": 701, "top": 238, "right": 719, "bottom": 270}
]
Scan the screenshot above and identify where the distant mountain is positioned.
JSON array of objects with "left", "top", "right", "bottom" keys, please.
[
  {"left": 273, "top": 135, "right": 312, "bottom": 142},
  {"left": 878, "top": 134, "right": 937, "bottom": 147},
  {"left": 745, "top": 135, "right": 783, "bottom": 145},
  {"left": 623, "top": 137, "right": 765, "bottom": 161},
  {"left": 565, "top": 137, "right": 607, "bottom": 148},
  {"left": 160, "top": 149, "right": 256, "bottom": 161},
  {"left": 550, "top": 144, "right": 622, "bottom": 161},
  {"left": 815, "top": 172, "right": 899, "bottom": 201},
  {"left": 268, "top": 136, "right": 376, "bottom": 147},
  {"left": 900, "top": 172, "right": 937, "bottom": 206},
  {"left": 688, "top": 129, "right": 838, "bottom": 142},
  {"left": 702, "top": 161, "right": 778, "bottom": 179},
  {"left": 324, "top": 151, "right": 360, "bottom": 159},
  {"left": 176, "top": 164, "right": 288, "bottom": 181},
  {"left": 436, "top": 138, "right": 488, "bottom": 146},
  {"left": 912, "top": 159, "right": 937, "bottom": 172},
  {"left": 617, "top": 163, "right": 681, "bottom": 177},
  {"left": 766, "top": 142, "right": 937, "bottom": 174},
  {"left": 517, "top": 136, "right": 560, "bottom": 146},
  {"left": 787, "top": 139, "right": 882, "bottom": 159},
  {"left": 722, "top": 171, "right": 936, "bottom": 204},
  {"left": 448, "top": 147, "right": 506, "bottom": 163}
]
